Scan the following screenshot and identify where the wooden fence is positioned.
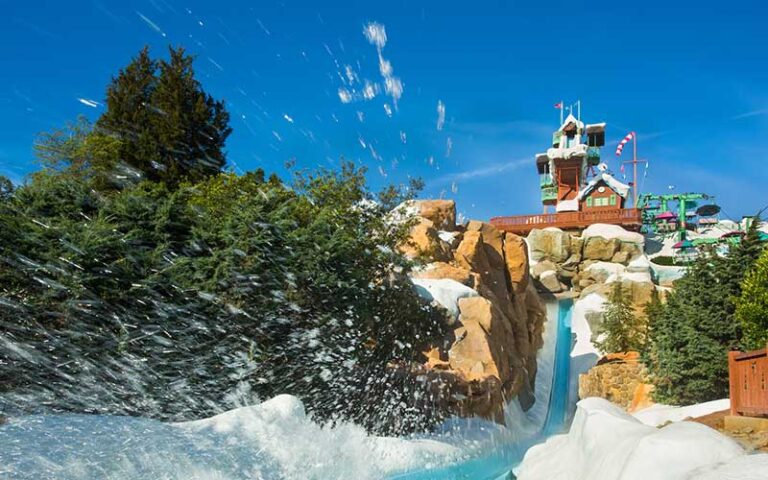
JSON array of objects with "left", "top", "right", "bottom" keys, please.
[
  {"left": 728, "top": 345, "right": 768, "bottom": 417},
  {"left": 489, "top": 208, "right": 643, "bottom": 235}
]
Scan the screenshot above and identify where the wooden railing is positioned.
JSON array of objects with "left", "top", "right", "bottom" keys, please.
[
  {"left": 729, "top": 346, "right": 768, "bottom": 417},
  {"left": 489, "top": 208, "right": 643, "bottom": 234}
]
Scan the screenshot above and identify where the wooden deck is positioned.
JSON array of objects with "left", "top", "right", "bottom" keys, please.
[{"left": 489, "top": 208, "right": 643, "bottom": 235}]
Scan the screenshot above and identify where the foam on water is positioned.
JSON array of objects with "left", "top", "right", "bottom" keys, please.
[{"left": 0, "top": 301, "right": 575, "bottom": 480}]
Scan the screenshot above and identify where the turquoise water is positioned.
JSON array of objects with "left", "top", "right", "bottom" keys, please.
[{"left": 390, "top": 298, "right": 575, "bottom": 480}]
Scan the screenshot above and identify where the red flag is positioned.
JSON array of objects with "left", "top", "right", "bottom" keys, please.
[{"left": 554, "top": 102, "right": 563, "bottom": 109}]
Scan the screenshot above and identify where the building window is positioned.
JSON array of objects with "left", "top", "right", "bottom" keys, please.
[
  {"left": 610, "top": 194, "right": 617, "bottom": 206},
  {"left": 586, "top": 197, "right": 593, "bottom": 207}
]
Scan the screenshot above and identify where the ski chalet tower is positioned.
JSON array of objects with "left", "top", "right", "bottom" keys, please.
[{"left": 491, "top": 110, "right": 643, "bottom": 234}]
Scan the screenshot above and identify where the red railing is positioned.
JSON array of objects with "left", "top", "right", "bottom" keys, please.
[
  {"left": 489, "top": 208, "right": 643, "bottom": 234},
  {"left": 729, "top": 346, "right": 768, "bottom": 417}
]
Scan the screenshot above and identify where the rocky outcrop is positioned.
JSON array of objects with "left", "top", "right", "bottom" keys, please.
[
  {"left": 577, "top": 351, "right": 654, "bottom": 412},
  {"left": 526, "top": 225, "right": 656, "bottom": 310},
  {"left": 527, "top": 228, "right": 572, "bottom": 263},
  {"left": 398, "top": 218, "right": 453, "bottom": 262},
  {"left": 402, "top": 200, "right": 547, "bottom": 423}
]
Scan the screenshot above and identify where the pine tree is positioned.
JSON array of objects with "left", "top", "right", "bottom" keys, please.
[
  {"left": 596, "top": 282, "right": 642, "bottom": 353},
  {"left": 96, "top": 46, "right": 231, "bottom": 185},
  {"left": 736, "top": 248, "right": 768, "bottom": 349}
]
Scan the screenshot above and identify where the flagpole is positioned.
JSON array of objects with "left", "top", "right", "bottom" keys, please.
[
  {"left": 633, "top": 133, "right": 638, "bottom": 207},
  {"left": 560, "top": 100, "right": 563, "bottom": 125}
]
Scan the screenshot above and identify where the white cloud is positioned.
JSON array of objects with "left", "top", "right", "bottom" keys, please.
[{"left": 432, "top": 157, "right": 529, "bottom": 185}]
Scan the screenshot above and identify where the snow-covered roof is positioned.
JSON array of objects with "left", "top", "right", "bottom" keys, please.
[
  {"left": 547, "top": 144, "right": 587, "bottom": 160},
  {"left": 558, "top": 113, "right": 584, "bottom": 132},
  {"left": 576, "top": 172, "right": 630, "bottom": 200},
  {"left": 585, "top": 123, "right": 606, "bottom": 134},
  {"left": 556, "top": 198, "right": 579, "bottom": 212}
]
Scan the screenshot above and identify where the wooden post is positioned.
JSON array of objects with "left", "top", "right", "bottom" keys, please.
[{"left": 728, "top": 350, "right": 740, "bottom": 416}]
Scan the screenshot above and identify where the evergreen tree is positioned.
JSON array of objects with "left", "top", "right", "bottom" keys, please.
[
  {"left": 596, "top": 282, "right": 643, "bottom": 353},
  {"left": 736, "top": 248, "right": 768, "bottom": 349},
  {"left": 641, "top": 288, "right": 664, "bottom": 356},
  {"left": 97, "top": 46, "right": 231, "bottom": 185},
  {"left": 0, "top": 175, "right": 12, "bottom": 201}
]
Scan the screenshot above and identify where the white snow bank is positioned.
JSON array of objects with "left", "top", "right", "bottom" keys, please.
[
  {"left": 516, "top": 397, "right": 766, "bottom": 480},
  {"left": 571, "top": 294, "right": 605, "bottom": 358},
  {"left": 606, "top": 270, "right": 653, "bottom": 285},
  {"left": 633, "top": 399, "right": 730, "bottom": 427},
  {"left": 627, "top": 254, "right": 651, "bottom": 273},
  {"left": 410, "top": 278, "right": 478, "bottom": 321},
  {"left": 582, "top": 223, "right": 644, "bottom": 245},
  {"left": 180, "top": 394, "right": 463, "bottom": 479},
  {"left": 586, "top": 261, "right": 626, "bottom": 279}
]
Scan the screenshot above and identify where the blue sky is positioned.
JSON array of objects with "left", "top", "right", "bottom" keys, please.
[{"left": 2, "top": 0, "right": 767, "bottom": 221}]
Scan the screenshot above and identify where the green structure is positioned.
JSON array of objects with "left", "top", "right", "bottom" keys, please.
[{"left": 637, "top": 192, "right": 719, "bottom": 240}]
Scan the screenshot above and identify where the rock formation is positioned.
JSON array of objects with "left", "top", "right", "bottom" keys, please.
[
  {"left": 577, "top": 352, "right": 654, "bottom": 412},
  {"left": 527, "top": 224, "right": 657, "bottom": 314},
  {"left": 401, "top": 200, "right": 547, "bottom": 423}
]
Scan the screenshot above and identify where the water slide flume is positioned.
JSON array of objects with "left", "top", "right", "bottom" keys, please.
[{"left": 390, "top": 298, "right": 576, "bottom": 480}]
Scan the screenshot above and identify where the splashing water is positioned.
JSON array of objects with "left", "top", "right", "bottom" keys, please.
[{"left": 0, "top": 301, "right": 576, "bottom": 479}]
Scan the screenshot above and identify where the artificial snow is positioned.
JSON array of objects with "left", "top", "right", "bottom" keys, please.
[
  {"left": 555, "top": 199, "right": 579, "bottom": 213},
  {"left": 178, "top": 395, "right": 463, "bottom": 479},
  {"left": 633, "top": 399, "right": 730, "bottom": 427},
  {"left": 516, "top": 397, "right": 768, "bottom": 480},
  {"left": 576, "top": 172, "right": 630, "bottom": 200},
  {"left": 437, "top": 230, "right": 460, "bottom": 245},
  {"left": 410, "top": 278, "right": 478, "bottom": 322},
  {"left": 582, "top": 223, "right": 644, "bottom": 245}
]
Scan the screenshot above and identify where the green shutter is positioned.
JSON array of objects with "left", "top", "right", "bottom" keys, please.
[{"left": 610, "top": 195, "right": 617, "bottom": 206}]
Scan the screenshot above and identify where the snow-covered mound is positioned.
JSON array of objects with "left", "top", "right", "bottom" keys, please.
[
  {"left": 516, "top": 397, "right": 768, "bottom": 480},
  {"left": 410, "top": 277, "right": 478, "bottom": 321},
  {"left": 633, "top": 398, "right": 730, "bottom": 427},
  {"left": 0, "top": 394, "right": 465, "bottom": 480},
  {"left": 582, "top": 224, "right": 644, "bottom": 245}
]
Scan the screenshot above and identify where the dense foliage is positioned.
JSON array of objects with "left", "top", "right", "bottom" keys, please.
[
  {"left": 95, "top": 46, "right": 232, "bottom": 185},
  {"left": 646, "top": 222, "right": 765, "bottom": 404},
  {"left": 596, "top": 282, "right": 646, "bottom": 353},
  {"left": 0, "top": 47, "right": 446, "bottom": 435},
  {"left": 735, "top": 248, "right": 768, "bottom": 350}
]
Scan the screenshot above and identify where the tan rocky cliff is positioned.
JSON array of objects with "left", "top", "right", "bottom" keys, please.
[
  {"left": 400, "top": 200, "right": 547, "bottom": 423},
  {"left": 577, "top": 352, "right": 654, "bottom": 412}
]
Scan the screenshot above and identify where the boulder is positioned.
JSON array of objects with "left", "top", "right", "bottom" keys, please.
[
  {"left": 412, "top": 262, "right": 474, "bottom": 287},
  {"left": 538, "top": 270, "right": 564, "bottom": 293},
  {"left": 583, "top": 236, "right": 621, "bottom": 261},
  {"left": 399, "top": 218, "right": 452, "bottom": 262},
  {"left": 611, "top": 251, "right": 630, "bottom": 265},
  {"left": 527, "top": 228, "right": 571, "bottom": 263},
  {"left": 504, "top": 233, "right": 530, "bottom": 294},
  {"left": 416, "top": 199, "right": 456, "bottom": 231},
  {"left": 449, "top": 297, "right": 515, "bottom": 382},
  {"left": 619, "top": 241, "right": 643, "bottom": 261},
  {"left": 454, "top": 230, "right": 510, "bottom": 307},
  {"left": 532, "top": 260, "right": 558, "bottom": 279}
]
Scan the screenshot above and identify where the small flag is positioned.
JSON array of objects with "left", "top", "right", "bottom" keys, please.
[
  {"left": 554, "top": 102, "right": 563, "bottom": 109},
  {"left": 620, "top": 164, "right": 625, "bottom": 173},
  {"left": 615, "top": 131, "right": 635, "bottom": 156}
]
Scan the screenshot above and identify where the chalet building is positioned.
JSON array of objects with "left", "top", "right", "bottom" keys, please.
[{"left": 491, "top": 112, "right": 642, "bottom": 235}]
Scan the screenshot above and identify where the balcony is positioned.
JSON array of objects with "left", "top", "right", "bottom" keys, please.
[
  {"left": 541, "top": 185, "right": 558, "bottom": 203},
  {"left": 587, "top": 147, "right": 601, "bottom": 166},
  {"left": 490, "top": 208, "right": 643, "bottom": 235}
]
